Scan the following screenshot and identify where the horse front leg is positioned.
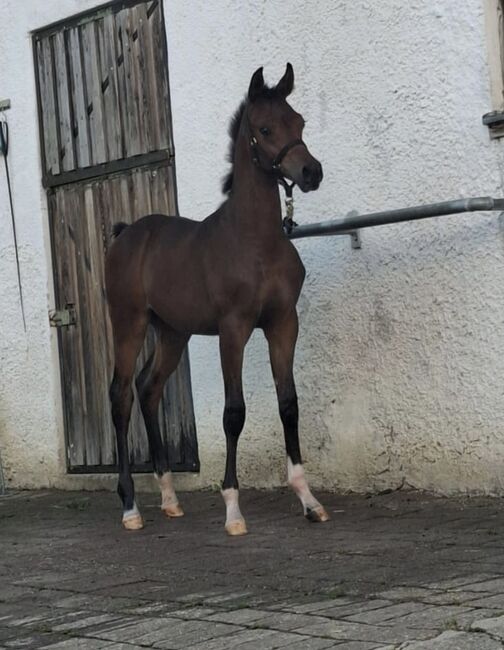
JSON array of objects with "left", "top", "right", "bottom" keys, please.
[
  {"left": 219, "top": 319, "right": 252, "bottom": 536},
  {"left": 264, "top": 309, "right": 329, "bottom": 524}
]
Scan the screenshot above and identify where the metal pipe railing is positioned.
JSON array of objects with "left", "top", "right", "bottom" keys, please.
[{"left": 288, "top": 197, "right": 504, "bottom": 241}]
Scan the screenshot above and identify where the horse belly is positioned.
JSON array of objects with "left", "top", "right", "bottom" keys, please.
[{"left": 148, "top": 283, "right": 219, "bottom": 335}]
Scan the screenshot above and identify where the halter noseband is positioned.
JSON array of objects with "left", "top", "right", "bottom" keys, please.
[{"left": 248, "top": 132, "right": 305, "bottom": 176}]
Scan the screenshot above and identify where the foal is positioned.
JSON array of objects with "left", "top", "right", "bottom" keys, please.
[{"left": 105, "top": 64, "right": 329, "bottom": 535}]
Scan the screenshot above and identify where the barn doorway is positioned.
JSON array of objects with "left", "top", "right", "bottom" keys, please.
[{"left": 33, "top": 0, "right": 199, "bottom": 474}]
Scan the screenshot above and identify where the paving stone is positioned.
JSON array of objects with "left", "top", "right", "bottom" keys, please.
[
  {"left": 51, "top": 613, "right": 122, "bottom": 632},
  {"left": 201, "top": 592, "right": 255, "bottom": 606},
  {"left": 344, "top": 601, "right": 429, "bottom": 624},
  {"left": 293, "top": 619, "right": 434, "bottom": 644},
  {"left": 464, "top": 593, "right": 504, "bottom": 609},
  {"left": 454, "top": 577, "right": 504, "bottom": 594},
  {"left": 125, "top": 602, "right": 177, "bottom": 616},
  {"left": 38, "top": 640, "right": 116, "bottom": 649},
  {"left": 0, "top": 630, "right": 19, "bottom": 643},
  {"left": 398, "top": 630, "right": 502, "bottom": 649},
  {"left": 206, "top": 608, "right": 273, "bottom": 625},
  {"left": 315, "top": 599, "right": 394, "bottom": 619},
  {"left": 377, "top": 587, "right": 440, "bottom": 602},
  {"left": 424, "top": 574, "right": 496, "bottom": 590},
  {"left": 380, "top": 604, "right": 475, "bottom": 629},
  {"left": 184, "top": 628, "right": 287, "bottom": 650},
  {"left": 91, "top": 616, "right": 243, "bottom": 648},
  {"left": 241, "top": 611, "right": 331, "bottom": 631},
  {"left": 52, "top": 594, "right": 140, "bottom": 613},
  {"left": 167, "top": 607, "right": 217, "bottom": 620},
  {"left": 471, "top": 613, "right": 504, "bottom": 638},
  {"left": 275, "top": 637, "right": 337, "bottom": 649},
  {"left": 228, "top": 631, "right": 328, "bottom": 650},
  {"left": 4, "top": 634, "right": 66, "bottom": 649},
  {"left": 339, "top": 645, "right": 394, "bottom": 650},
  {"left": 0, "top": 586, "right": 39, "bottom": 603},
  {"left": 419, "top": 590, "right": 486, "bottom": 605},
  {"left": 12, "top": 574, "right": 77, "bottom": 589},
  {"left": 270, "top": 597, "right": 356, "bottom": 614}
]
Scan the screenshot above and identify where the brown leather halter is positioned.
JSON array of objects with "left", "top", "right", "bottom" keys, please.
[{"left": 247, "top": 113, "right": 304, "bottom": 234}]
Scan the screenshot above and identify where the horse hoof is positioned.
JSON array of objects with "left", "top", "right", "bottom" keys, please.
[
  {"left": 162, "top": 504, "right": 184, "bottom": 518},
  {"left": 305, "top": 506, "right": 330, "bottom": 523},
  {"left": 122, "top": 513, "right": 144, "bottom": 530},
  {"left": 225, "top": 519, "right": 248, "bottom": 536}
]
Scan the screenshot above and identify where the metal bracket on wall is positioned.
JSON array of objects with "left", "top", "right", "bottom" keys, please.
[
  {"left": 349, "top": 230, "right": 361, "bottom": 249},
  {"left": 346, "top": 211, "right": 362, "bottom": 249},
  {"left": 0, "top": 99, "right": 11, "bottom": 112}
]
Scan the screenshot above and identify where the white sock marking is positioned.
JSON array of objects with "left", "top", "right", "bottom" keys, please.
[
  {"left": 221, "top": 488, "right": 244, "bottom": 525},
  {"left": 122, "top": 502, "right": 140, "bottom": 520},
  {"left": 156, "top": 472, "right": 179, "bottom": 510},
  {"left": 287, "top": 457, "right": 322, "bottom": 514}
]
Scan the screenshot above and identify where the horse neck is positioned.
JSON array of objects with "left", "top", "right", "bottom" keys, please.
[{"left": 228, "top": 122, "right": 283, "bottom": 237}]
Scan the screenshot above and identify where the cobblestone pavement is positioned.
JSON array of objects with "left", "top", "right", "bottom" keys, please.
[{"left": 3, "top": 489, "right": 504, "bottom": 649}]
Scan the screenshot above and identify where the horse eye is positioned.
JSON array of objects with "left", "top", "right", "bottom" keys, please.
[{"left": 259, "top": 127, "right": 271, "bottom": 136}]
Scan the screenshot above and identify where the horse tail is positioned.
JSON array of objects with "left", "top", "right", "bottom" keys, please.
[{"left": 112, "top": 222, "right": 129, "bottom": 238}]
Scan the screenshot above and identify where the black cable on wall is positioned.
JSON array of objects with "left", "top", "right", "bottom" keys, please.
[{"left": 1, "top": 117, "right": 26, "bottom": 332}]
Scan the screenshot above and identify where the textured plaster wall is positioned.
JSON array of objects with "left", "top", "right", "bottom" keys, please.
[
  {"left": 1, "top": 0, "right": 504, "bottom": 494},
  {"left": 0, "top": 0, "right": 99, "bottom": 489}
]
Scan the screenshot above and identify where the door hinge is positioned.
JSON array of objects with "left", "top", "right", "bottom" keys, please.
[{"left": 49, "top": 304, "right": 77, "bottom": 328}]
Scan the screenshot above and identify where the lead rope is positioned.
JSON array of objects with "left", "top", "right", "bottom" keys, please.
[{"left": 278, "top": 177, "right": 297, "bottom": 235}]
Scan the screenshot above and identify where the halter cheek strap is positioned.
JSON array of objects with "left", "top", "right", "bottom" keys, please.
[{"left": 247, "top": 117, "right": 304, "bottom": 236}]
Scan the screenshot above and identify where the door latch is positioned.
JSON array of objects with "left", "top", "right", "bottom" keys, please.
[{"left": 49, "top": 303, "right": 77, "bottom": 328}]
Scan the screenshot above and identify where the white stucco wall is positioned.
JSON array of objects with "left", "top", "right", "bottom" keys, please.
[{"left": 1, "top": 0, "right": 504, "bottom": 494}]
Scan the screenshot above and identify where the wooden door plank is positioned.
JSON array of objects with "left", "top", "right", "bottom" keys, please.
[
  {"left": 150, "top": 1, "right": 172, "bottom": 152},
  {"left": 82, "top": 185, "right": 108, "bottom": 465},
  {"left": 55, "top": 187, "right": 87, "bottom": 466},
  {"left": 81, "top": 21, "right": 107, "bottom": 165},
  {"left": 37, "top": 38, "right": 60, "bottom": 176},
  {"left": 95, "top": 179, "right": 116, "bottom": 465},
  {"left": 97, "top": 15, "right": 123, "bottom": 161},
  {"left": 131, "top": 4, "right": 153, "bottom": 153},
  {"left": 70, "top": 186, "right": 99, "bottom": 466},
  {"left": 116, "top": 8, "right": 142, "bottom": 157},
  {"left": 53, "top": 32, "right": 76, "bottom": 172},
  {"left": 138, "top": 2, "right": 161, "bottom": 150},
  {"left": 113, "top": 10, "right": 130, "bottom": 160},
  {"left": 67, "top": 27, "right": 91, "bottom": 168}
]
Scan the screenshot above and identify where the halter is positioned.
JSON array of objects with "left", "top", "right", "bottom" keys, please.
[{"left": 247, "top": 116, "right": 304, "bottom": 235}]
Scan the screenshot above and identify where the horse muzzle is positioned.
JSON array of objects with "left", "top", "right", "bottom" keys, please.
[{"left": 299, "top": 160, "right": 323, "bottom": 192}]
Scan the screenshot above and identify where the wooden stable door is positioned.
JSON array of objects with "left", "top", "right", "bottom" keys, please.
[{"left": 34, "top": 0, "right": 199, "bottom": 473}]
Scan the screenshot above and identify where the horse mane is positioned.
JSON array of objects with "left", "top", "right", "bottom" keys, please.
[{"left": 222, "top": 85, "right": 281, "bottom": 195}]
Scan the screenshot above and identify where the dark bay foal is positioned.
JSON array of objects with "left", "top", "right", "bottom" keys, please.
[{"left": 105, "top": 64, "right": 328, "bottom": 535}]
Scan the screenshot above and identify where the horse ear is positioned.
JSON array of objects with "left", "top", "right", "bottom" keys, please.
[
  {"left": 248, "top": 66, "right": 264, "bottom": 102},
  {"left": 276, "top": 62, "right": 294, "bottom": 98}
]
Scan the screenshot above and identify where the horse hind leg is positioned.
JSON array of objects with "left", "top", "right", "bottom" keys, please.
[
  {"left": 136, "top": 326, "right": 189, "bottom": 519},
  {"left": 109, "top": 312, "right": 148, "bottom": 530}
]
